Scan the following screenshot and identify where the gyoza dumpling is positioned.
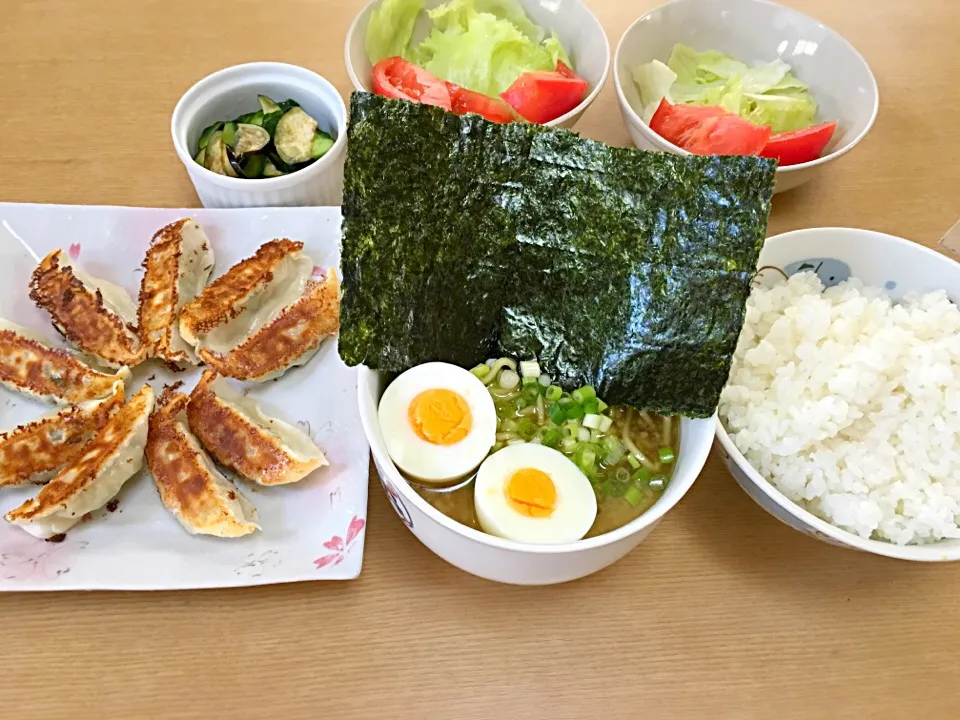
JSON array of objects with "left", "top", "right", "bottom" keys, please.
[
  {"left": 0, "top": 318, "right": 130, "bottom": 404},
  {"left": 178, "top": 239, "right": 311, "bottom": 351},
  {"left": 0, "top": 380, "right": 125, "bottom": 487},
  {"left": 146, "top": 386, "right": 259, "bottom": 537},
  {"left": 29, "top": 250, "right": 145, "bottom": 369},
  {"left": 5, "top": 385, "right": 154, "bottom": 539},
  {"left": 198, "top": 268, "right": 340, "bottom": 382},
  {"left": 138, "top": 219, "right": 214, "bottom": 366},
  {"left": 187, "top": 369, "right": 328, "bottom": 486}
]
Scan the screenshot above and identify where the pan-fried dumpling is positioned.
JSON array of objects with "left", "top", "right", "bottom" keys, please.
[
  {"left": 5, "top": 385, "right": 154, "bottom": 539},
  {"left": 0, "top": 380, "right": 125, "bottom": 487},
  {"left": 198, "top": 268, "right": 340, "bottom": 382},
  {"left": 0, "top": 317, "right": 130, "bottom": 404},
  {"left": 178, "top": 239, "right": 311, "bottom": 352},
  {"left": 29, "top": 250, "right": 145, "bottom": 369},
  {"left": 138, "top": 219, "right": 214, "bottom": 366},
  {"left": 146, "top": 386, "right": 259, "bottom": 537},
  {"left": 187, "top": 369, "right": 328, "bottom": 486}
]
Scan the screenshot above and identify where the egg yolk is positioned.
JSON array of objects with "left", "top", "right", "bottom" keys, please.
[
  {"left": 408, "top": 388, "right": 472, "bottom": 445},
  {"left": 506, "top": 468, "right": 557, "bottom": 518}
]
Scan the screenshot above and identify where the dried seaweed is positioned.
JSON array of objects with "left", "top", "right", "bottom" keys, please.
[{"left": 340, "top": 93, "right": 776, "bottom": 417}]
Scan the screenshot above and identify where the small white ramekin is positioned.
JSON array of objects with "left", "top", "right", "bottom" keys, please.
[{"left": 171, "top": 62, "right": 347, "bottom": 208}]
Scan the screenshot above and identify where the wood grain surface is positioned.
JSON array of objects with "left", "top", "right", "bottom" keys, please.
[{"left": 2, "top": 1, "right": 959, "bottom": 718}]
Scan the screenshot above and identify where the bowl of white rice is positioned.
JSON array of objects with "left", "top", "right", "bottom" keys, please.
[{"left": 716, "top": 227, "right": 960, "bottom": 561}]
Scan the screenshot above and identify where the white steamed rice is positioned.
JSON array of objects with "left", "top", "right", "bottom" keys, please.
[{"left": 719, "top": 271, "right": 960, "bottom": 545}]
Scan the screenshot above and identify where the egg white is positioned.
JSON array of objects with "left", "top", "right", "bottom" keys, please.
[
  {"left": 378, "top": 362, "right": 497, "bottom": 484},
  {"left": 474, "top": 444, "right": 598, "bottom": 544}
]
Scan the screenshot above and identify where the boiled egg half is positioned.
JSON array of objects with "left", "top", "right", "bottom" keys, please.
[
  {"left": 378, "top": 362, "right": 497, "bottom": 484},
  {"left": 474, "top": 444, "right": 598, "bottom": 544}
]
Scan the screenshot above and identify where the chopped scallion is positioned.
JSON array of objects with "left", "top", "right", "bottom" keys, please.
[
  {"left": 615, "top": 467, "right": 631, "bottom": 483},
  {"left": 582, "top": 398, "right": 600, "bottom": 415},
  {"left": 542, "top": 428, "right": 562, "bottom": 448},
  {"left": 626, "top": 454, "right": 641, "bottom": 470},
  {"left": 521, "top": 384, "right": 540, "bottom": 402},
  {"left": 632, "top": 467, "right": 650, "bottom": 484},
  {"left": 561, "top": 437, "right": 578, "bottom": 453},
  {"left": 499, "top": 369, "right": 520, "bottom": 389},
  {"left": 578, "top": 448, "right": 597, "bottom": 472},
  {"left": 577, "top": 426, "right": 590, "bottom": 442},
  {"left": 470, "top": 364, "right": 489, "bottom": 378},
  {"left": 658, "top": 447, "right": 676, "bottom": 464},
  {"left": 519, "top": 360, "right": 541, "bottom": 378},
  {"left": 506, "top": 438, "right": 526, "bottom": 446},
  {"left": 596, "top": 399, "right": 608, "bottom": 412},
  {"left": 649, "top": 474, "right": 667, "bottom": 491},
  {"left": 582, "top": 413, "right": 603, "bottom": 430},
  {"left": 517, "top": 418, "right": 538, "bottom": 440},
  {"left": 565, "top": 404, "right": 585, "bottom": 421},
  {"left": 624, "top": 485, "right": 644, "bottom": 507},
  {"left": 545, "top": 385, "right": 563, "bottom": 401},
  {"left": 598, "top": 415, "right": 613, "bottom": 433},
  {"left": 538, "top": 373, "right": 552, "bottom": 387},
  {"left": 571, "top": 385, "right": 596, "bottom": 404},
  {"left": 548, "top": 404, "right": 567, "bottom": 425}
]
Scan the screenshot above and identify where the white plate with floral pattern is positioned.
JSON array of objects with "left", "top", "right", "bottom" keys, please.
[{"left": 0, "top": 203, "right": 368, "bottom": 590}]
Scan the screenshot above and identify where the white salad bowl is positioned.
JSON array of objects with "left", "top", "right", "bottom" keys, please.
[
  {"left": 716, "top": 227, "right": 960, "bottom": 562},
  {"left": 359, "top": 367, "right": 715, "bottom": 585},
  {"left": 613, "top": 0, "right": 879, "bottom": 193},
  {"left": 171, "top": 62, "right": 348, "bottom": 208},
  {"left": 344, "top": 0, "right": 609, "bottom": 129}
]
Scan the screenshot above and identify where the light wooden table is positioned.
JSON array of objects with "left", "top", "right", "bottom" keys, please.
[{"left": 2, "top": 1, "right": 959, "bottom": 718}]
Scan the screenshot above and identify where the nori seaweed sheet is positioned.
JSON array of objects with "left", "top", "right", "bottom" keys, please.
[{"left": 340, "top": 92, "right": 776, "bottom": 417}]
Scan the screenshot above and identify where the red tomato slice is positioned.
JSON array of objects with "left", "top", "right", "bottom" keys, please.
[
  {"left": 649, "top": 99, "right": 770, "bottom": 156},
  {"left": 448, "top": 85, "right": 516, "bottom": 124},
  {"left": 499, "top": 64, "right": 588, "bottom": 124},
  {"left": 371, "top": 56, "right": 452, "bottom": 111},
  {"left": 759, "top": 121, "right": 838, "bottom": 166}
]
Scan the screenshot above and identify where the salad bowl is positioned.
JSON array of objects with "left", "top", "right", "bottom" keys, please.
[
  {"left": 613, "top": 0, "right": 879, "bottom": 193},
  {"left": 344, "top": 0, "right": 610, "bottom": 129}
]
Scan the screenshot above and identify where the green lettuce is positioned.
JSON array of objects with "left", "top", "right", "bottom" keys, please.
[
  {"left": 365, "top": 0, "right": 570, "bottom": 97},
  {"left": 632, "top": 43, "right": 818, "bottom": 133}
]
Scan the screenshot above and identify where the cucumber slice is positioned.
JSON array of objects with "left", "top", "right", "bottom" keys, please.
[
  {"left": 265, "top": 151, "right": 294, "bottom": 174},
  {"left": 311, "top": 131, "right": 335, "bottom": 159},
  {"left": 241, "top": 154, "right": 266, "bottom": 179},
  {"left": 248, "top": 110, "right": 265, "bottom": 127},
  {"left": 221, "top": 122, "right": 238, "bottom": 148},
  {"left": 197, "top": 122, "right": 223, "bottom": 150},
  {"left": 258, "top": 95, "right": 281, "bottom": 114},
  {"left": 262, "top": 159, "right": 286, "bottom": 177},
  {"left": 194, "top": 147, "right": 206, "bottom": 166},
  {"left": 233, "top": 123, "right": 270, "bottom": 155},
  {"left": 274, "top": 107, "right": 318, "bottom": 165},
  {"left": 234, "top": 111, "right": 256, "bottom": 124},
  {"left": 277, "top": 99, "right": 300, "bottom": 113},
  {"left": 262, "top": 110, "right": 283, "bottom": 137}
]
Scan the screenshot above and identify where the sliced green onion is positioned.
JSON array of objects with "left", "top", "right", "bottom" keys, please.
[
  {"left": 500, "top": 418, "right": 518, "bottom": 433},
  {"left": 538, "top": 373, "right": 552, "bottom": 387},
  {"left": 483, "top": 358, "right": 517, "bottom": 386},
  {"left": 521, "top": 375, "right": 539, "bottom": 388},
  {"left": 561, "top": 437, "right": 578, "bottom": 453},
  {"left": 626, "top": 454, "right": 641, "bottom": 470},
  {"left": 596, "top": 399, "right": 608, "bottom": 412},
  {"left": 598, "top": 415, "right": 613, "bottom": 433},
  {"left": 521, "top": 384, "right": 539, "bottom": 402},
  {"left": 565, "top": 404, "right": 585, "bottom": 421},
  {"left": 582, "top": 397, "right": 600, "bottom": 415},
  {"left": 582, "top": 413, "right": 603, "bottom": 430},
  {"left": 519, "top": 360, "right": 541, "bottom": 378},
  {"left": 632, "top": 467, "right": 650, "bottom": 484},
  {"left": 649, "top": 474, "right": 667, "bottom": 491},
  {"left": 577, "top": 448, "right": 597, "bottom": 473},
  {"left": 548, "top": 404, "right": 566, "bottom": 425},
  {"left": 590, "top": 429, "right": 602, "bottom": 443},
  {"left": 545, "top": 385, "right": 563, "bottom": 401},
  {"left": 615, "top": 467, "right": 631, "bottom": 483},
  {"left": 571, "top": 385, "right": 596, "bottom": 404},
  {"left": 658, "top": 447, "right": 676, "bottom": 464},
  {"left": 499, "top": 369, "right": 520, "bottom": 389},
  {"left": 496, "top": 431, "right": 519, "bottom": 442},
  {"left": 577, "top": 427, "right": 590, "bottom": 442},
  {"left": 542, "top": 428, "right": 562, "bottom": 448},
  {"left": 470, "top": 364, "right": 490, "bottom": 379},
  {"left": 517, "top": 418, "right": 538, "bottom": 440},
  {"left": 506, "top": 438, "right": 526, "bottom": 446},
  {"left": 558, "top": 394, "right": 574, "bottom": 407},
  {"left": 491, "top": 441, "right": 505, "bottom": 453},
  {"left": 624, "top": 485, "right": 644, "bottom": 507}
]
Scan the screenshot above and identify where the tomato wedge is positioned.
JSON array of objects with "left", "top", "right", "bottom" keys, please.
[
  {"left": 759, "top": 121, "right": 838, "bottom": 166},
  {"left": 372, "top": 56, "right": 451, "bottom": 111},
  {"left": 448, "top": 85, "right": 515, "bottom": 124},
  {"left": 500, "top": 61, "right": 589, "bottom": 124},
  {"left": 648, "top": 99, "right": 771, "bottom": 156}
]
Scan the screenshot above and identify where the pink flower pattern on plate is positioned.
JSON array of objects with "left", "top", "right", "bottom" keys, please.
[
  {"left": 68, "top": 243, "right": 81, "bottom": 259},
  {"left": 314, "top": 515, "right": 366, "bottom": 569}
]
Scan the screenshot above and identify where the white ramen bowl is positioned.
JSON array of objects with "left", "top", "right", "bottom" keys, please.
[
  {"left": 359, "top": 367, "right": 715, "bottom": 584},
  {"left": 171, "top": 62, "right": 348, "bottom": 208},
  {"left": 613, "top": 0, "right": 879, "bottom": 193},
  {"left": 344, "top": 0, "right": 609, "bottom": 129},
  {"left": 715, "top": 227, "right": 960, "bottom": 561}
]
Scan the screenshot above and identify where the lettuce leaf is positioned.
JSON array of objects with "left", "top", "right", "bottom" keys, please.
[
  {"left": 633, "top": 43, "right": 819, "bottom": 133},
  {"left": 365, "top": 0, "right": 424, "bottom": 65},
  {"left": 366, "top": 0, "right": 569, "bottom": 97}
]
